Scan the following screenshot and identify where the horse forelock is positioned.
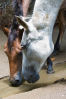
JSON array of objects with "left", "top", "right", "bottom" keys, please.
[{"left": 8, "top": 30, "right": 18, "bottom": 50}]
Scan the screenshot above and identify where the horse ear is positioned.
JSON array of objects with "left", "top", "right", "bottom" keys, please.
[
  {"left": 15, "top": 16, "right": 28, "bottom": 29},
  {"left": 2, "top": 27, "right": 10, "bottom": 37}
]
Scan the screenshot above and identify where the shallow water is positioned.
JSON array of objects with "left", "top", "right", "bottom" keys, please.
[{"left": 0, "top": 63, "right": 66, "bottom": 98}]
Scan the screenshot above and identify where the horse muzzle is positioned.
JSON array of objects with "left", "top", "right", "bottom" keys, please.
[
  {"left": 9, "top": 71, "right": 22, "bottom": 86},
  {"left": 22, "top": 71, "right": 40, "bottom": 83}
]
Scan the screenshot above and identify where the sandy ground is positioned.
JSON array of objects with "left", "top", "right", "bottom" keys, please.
[
  {"left": 0, "top": 30, "right": 9, "bottom": 78},
  {"left": 0, "top": 27, "right": 66, "bottom": 99}
]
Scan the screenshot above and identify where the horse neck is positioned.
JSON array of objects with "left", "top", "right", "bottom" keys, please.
[
  {"left": 32, "top": 0, "right": 64, "bottom": 37},
  {"left": 26, "top": 0, "right": 36, "bottom": 17}
]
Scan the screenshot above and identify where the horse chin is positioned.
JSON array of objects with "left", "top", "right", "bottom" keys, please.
[
  {"left": 10, "top": 79, "right": 22, "bottom": 86},
  {"left": 23, "top": 72, "right": 40, "bottom": 83},
  {"left": 28, "top": 74, "right": 40, "bottom": 83}
]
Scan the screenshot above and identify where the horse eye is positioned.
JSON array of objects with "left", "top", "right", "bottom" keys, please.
[
  {"left": 21, "top": 45, "right": 26, "bottom": 49},
  {"left": 11, "top": 47, "right": 15, "bottom": 51},
  {"left": 19, "top": 51, "right": 22, "bottom": 56}
]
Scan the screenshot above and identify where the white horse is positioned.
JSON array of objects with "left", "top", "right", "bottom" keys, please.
[{"left": 16, "top": 0, "right": 64, "bottom": 83}]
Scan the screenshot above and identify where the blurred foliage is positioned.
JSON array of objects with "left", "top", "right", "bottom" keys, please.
[{"left": 0, "top": 0, "right": 15, "bottom": 29}]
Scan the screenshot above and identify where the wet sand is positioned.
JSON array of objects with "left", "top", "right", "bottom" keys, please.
[{"left": 0, "top": 27, "right": 66, "bottom": 99}]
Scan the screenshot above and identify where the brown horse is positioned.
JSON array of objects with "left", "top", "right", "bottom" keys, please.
[
  {"left": 2, "top": 0, "right": 30, "bottom": 86},
  {"left": 2, "top": 0, "right": 31, "bottom": 86},
  {"left": 2, "top": 0, "right": 23, "bottom": 86},
  {"left": 2, "top": 27, "right": 23, "bottom": 86}
]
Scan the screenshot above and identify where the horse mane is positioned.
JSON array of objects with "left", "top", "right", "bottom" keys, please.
[
  {"left": 8, "top": 0, "right": 23, "bottom": 50},
  {"left": 8, "top": 30, "right": 18, "bottom": 50}
]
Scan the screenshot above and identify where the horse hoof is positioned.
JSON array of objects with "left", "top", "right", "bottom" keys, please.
[{"left": 47, "top": 70, "right": 55, "bottom": 74}]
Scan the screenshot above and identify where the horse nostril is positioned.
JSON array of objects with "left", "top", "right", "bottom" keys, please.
[
  {"left": 10, "top": 78, "right": 22, "bottom": 86},
  {"left": 15, "top": 79, "right": 20, "bottom": 83}
]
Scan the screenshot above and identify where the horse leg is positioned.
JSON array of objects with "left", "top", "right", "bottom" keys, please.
[
  {"left": 47, "top": 56, "right": 55, "bottom": 74},
  {"left": 53, "top": 9, "right": 66, "bottom": 55}
]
